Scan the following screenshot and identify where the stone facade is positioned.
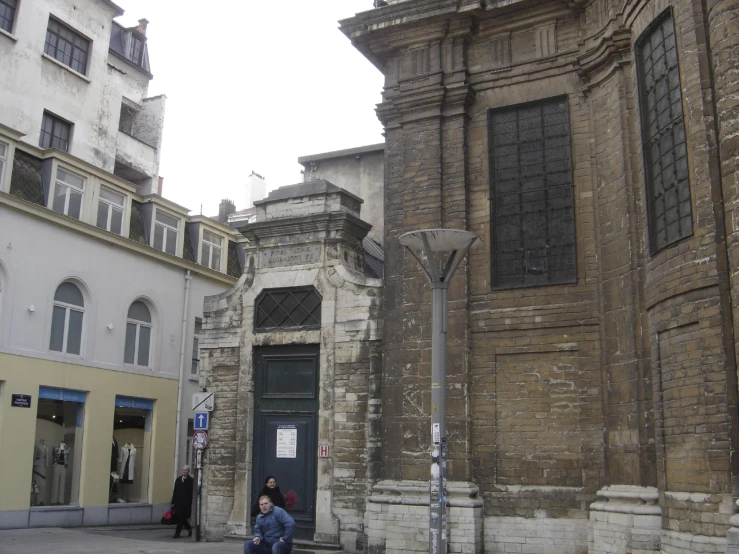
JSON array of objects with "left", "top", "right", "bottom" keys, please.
[
  {"left": 340, "top": 0, "right": 739, "bottom": 552},
  {"left": 198, "top": 181, "right": 382, "bottom": 549}
]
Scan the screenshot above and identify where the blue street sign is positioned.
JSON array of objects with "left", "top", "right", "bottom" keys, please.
[{"left": 194, "top": 411, "right": 209, "bottom": 430}]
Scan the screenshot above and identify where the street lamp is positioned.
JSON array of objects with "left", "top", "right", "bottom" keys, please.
[{"left": 399, "top": 228, "right": 481, "bottom": 554}]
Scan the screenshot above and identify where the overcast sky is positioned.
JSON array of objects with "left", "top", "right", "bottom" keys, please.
[{"left": 115, "top": 1, "right": 384, "bottom": 217}]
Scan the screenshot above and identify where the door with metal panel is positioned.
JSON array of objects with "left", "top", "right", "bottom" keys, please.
[{"left": 252, "top": 345, "right": 319, "bottom": 539}]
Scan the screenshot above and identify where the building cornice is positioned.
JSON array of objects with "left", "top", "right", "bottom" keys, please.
[
  {"left": 237, "top": 212, "right": 372, "bottom": 242},
  {"left": 0, "top": 192, "right": 237, "bottom": 287},
  {"left": 108, "top": 49, "right": 154, "bottom": 79},
  {"left": 188, "top": 214, "right": 242, "bottom": 237}
]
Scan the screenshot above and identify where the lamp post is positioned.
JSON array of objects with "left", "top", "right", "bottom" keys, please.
[{"left": 399, "top": 229, "right": 481, "bottom": 554}]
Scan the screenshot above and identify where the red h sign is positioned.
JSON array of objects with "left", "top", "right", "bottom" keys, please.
[{"left": 318, "top": 444, "right": 329, "bottom": 458}]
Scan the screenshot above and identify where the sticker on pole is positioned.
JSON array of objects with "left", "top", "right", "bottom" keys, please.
[
  {"left": 192, "top": 430, "right": 208, "bottom": 450},
  {"left": 432, "top": 423, "right": 441, "bottom": 444}
]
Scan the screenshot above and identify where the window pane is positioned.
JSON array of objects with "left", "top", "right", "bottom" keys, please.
[
  {"left": 54, "top": 282, "right": 84, "bottom": 306},
  {"left": 110, "top": 206, "right": 123, "bottom": 235},
  {"left": 153, "top": 223, "right": 164, "bottom": 250},
  {"left": 67, "top": 309, "right": 83, "bottom": 355},
  {"left": 124, "top": 323, "right": 136, "bottom": 364},
  {"left": 127, "top": 300, "right": 151, "bottom": 323},
  {"left": 100, "top": 186, "right": 124, "bottom": 205},
  {"left": 165, "top": 229, "right": 177, "bottom": 255},
  {"left": 52, "top": 184, "right": 67, "bottom": 214},
  {"left": 96, "top": 201, "right": 108, "bottom": 229},
  {"left": 0, "top": 142, "right": 6, "bottom": 158},
  {"left": 50, "top": 306, "right": 66, "bottom": 351},
  {"left": 137, "top": 326, "right": 151, "bottom": 366},
  {"left": 201, "top": 243, "right": 209, "bottom": 267},
  {"left": 212, "top": 247, "right": 221, "bottom": 271},
  {"left": 67, "top": 189, "right": 82, "bottom": 219},
  {"left": 155, "top": 211, "right": 178, "bottom": 228},
  {"left": 203, "top": 229, "right": 222, "bottom": 246},
  {"left": 57, "top": 168, "right": 84, "bottom": 189}
]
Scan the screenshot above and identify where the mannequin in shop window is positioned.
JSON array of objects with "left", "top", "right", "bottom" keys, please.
[
  {"left": 51, "top": 442, "right": 69, "bottom": 505},
  {"left": 118, "top": 443, "right": 136, "bottom": 499},
  {"left": 31, "top": 439, "right": 49, "bottom": 506}
]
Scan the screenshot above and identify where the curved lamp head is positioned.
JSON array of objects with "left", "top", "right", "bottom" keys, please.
[{"left": 400, "top": 229, "right": 481, "bottom": 285}]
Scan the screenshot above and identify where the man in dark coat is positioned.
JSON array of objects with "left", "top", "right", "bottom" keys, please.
[{"left": 171, "top": 465, "right": 194, "bottom": 538}]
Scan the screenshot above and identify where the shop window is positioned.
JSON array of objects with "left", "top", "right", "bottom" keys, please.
[
  {"left": 50, "top": 281, "right": 84, "bottom": 355},
  {"left": 31, "top": 387, "right": 86, "bottom": 507},
  {"left": 111, "top": 396, "right": 153, "bottom": 503},
  {"left": 124, "top": 300, "right": 152, "bottom": 367}
]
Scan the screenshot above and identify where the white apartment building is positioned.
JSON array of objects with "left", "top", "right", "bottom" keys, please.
[{"left": 0, "top": 0, "right": 244, "bottom": 528}]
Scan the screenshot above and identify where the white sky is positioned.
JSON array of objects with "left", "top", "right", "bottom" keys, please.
[{"left": 115, "top": 1, "right": 385, "bottom": 217}]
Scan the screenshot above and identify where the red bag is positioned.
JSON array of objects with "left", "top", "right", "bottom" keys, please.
[{"left": 161, "top": 510, "right": 176, "bottom": 525}]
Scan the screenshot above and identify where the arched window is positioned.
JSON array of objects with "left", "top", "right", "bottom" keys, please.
[
  {"left": 50, "top": 282, "right": 84, "bottom": 355},
  {"left": 125, "top": 300, "right": 152, "bottom": 366}
]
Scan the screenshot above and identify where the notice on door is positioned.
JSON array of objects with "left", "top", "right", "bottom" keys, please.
[{"left": 276, "top": 424, "right": 297, "bottom": 458}]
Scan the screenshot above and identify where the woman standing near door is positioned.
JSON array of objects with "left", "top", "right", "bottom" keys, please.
[{"left": 251, "top": 476, "right": 286, "bottom": 517}]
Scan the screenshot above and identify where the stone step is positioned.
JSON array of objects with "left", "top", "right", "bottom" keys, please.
[{"left": 224, "top": 533, "right": 345, "bottom": 552}]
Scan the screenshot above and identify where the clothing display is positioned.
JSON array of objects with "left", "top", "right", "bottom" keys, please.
[
  {"left": 52, "top": 442, "right": 69, "bottom": 467},
  {"left": 51, "top": 464, "right": 66, "bottom": 504},
  {"left": 33, "top": 440, "right": 49, "bottom": 505},
  {"left": 118, "top": 444, "right": 136, "bottom": 484}
]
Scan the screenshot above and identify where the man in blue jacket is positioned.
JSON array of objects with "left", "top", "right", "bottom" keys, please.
[{"left": 244, "top": 495, "right": 296, "bottom": 554}]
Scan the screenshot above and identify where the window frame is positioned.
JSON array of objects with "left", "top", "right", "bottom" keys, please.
[
  {"left": 200, "top": 229, "right": 223, "bottom": 271},
  {"left": 0, "top": 0, "right": 16, "bottom": 34},
  {"left": 97, "top": 185, "right": 126, "bottom": 235},
  {"left": 153, "top": 210, "right": 179, "bottom": 255},
  {"left": 49, "top": 282, "right": 85, "bottom": 356},
  {"left": 124, "top": 300, "right": 152, "bottom": 367},
  {"left": 51, "top": 166, "right": 85, "bottom": 220},
  {"left": 44, "top": 16, "right": 90, "bottom": 75},
  {"left": 635, "top": 8, "right": 693, "bottom": 255},
  {"left": 487, "top": 96, "right": 578, "bottom": 289},
  {"left": 40, "top": 112, "right": 72, "bottom": 152},
  {"left": 0, "top": 140, "right": 7, "bottom": 190},
  {"left": 128, "top": 34, "right": 143, "bottom": 65},
  {"left": 191, "top": 318, "right": 202, "bottom": 376}
]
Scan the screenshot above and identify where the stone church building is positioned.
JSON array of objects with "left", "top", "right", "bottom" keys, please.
[{"left": 199, "top": 0, "right": 739, "bottom": 552}]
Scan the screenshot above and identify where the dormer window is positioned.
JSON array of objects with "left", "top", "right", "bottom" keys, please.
[
  {"left": 201, "top": 230, "right": 223, "bottom": 271},
  {"left": 128, "top": 35, "right": 143, "bottom": 65},
  {"left": 153, "top": 210, "right": 178, "bottom": 255}
]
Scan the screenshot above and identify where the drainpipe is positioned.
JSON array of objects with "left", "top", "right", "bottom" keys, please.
[{"left": 173, "top": 269, "right": 192, "bottom": 478}]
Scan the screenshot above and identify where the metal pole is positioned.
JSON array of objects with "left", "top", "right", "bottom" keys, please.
[
  {"left": 429, "top": 283, "right": 448, "bottom": 554},
  {"left": 195, "top": 449, "right": 202, "bottom": 541}
]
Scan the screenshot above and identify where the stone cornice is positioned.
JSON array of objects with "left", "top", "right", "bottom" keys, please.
[
  {"left": 574, "top": 27, "right": 632, "bottom": 90},
  {"left": 237, "top": 212, "right": 372, "bottom": 243}
]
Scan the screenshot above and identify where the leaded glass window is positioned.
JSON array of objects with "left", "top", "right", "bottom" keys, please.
[
  {"left": 255, "top": 287, "right": 321, "bottom": 331},
  {"left": 637, "top": 10, "right": 692, "bottom": 253},
  {"left": 0, "top": 0, "right": 15, "bottom": 33},
  {"left": 488, "top": 97, "right": 577, "bottom": 288},
  {"left": 44, "top": 17, "right": 89, "bottom": 75}
]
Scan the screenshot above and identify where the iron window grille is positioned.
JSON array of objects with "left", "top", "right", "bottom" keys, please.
[
  {"left": 488, "top": 96, "right": 577, "bottom": 288},
  {"left": 636, "top": 9, "right": 692, "bottom": 254},
  {"left": 40, "top": 112, "right": 71, "bottom": 152},
  {"left": 255, "top": 287, "right": 322, "bottom": 331},
  {"left": 44, "top": 17, "right": 90, "bottom": 75},
  {"left": 0, "top": 0, "right": 15, "bottom": 33},
  {"left": 9, "top": 150, "right": 45, "bottom": 205}
]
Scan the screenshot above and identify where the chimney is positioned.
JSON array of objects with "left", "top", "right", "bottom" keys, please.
[
  {"left": 135, "top": 18, "right": 149, "bottom": 37},
  {"left": 246, "top": 171, "right": 267, "bottom": 208},
  {"left": 218, "top": 199, "right": 236, "bottom": 223}
]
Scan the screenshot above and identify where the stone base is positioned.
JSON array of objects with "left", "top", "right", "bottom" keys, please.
[
  {"left": 485, "top": 516, "right": 588, "bottom": 553},
  {"left": 588, "top": 485, "right": 661, "bottom": 554},
  {"left": 0, "top": 503, "right": 169, "bottom": 530},
  {"left": 364, "top": 480, "right": 483, "bottom": 554}
]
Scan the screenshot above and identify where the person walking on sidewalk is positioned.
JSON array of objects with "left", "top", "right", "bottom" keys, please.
[
  {"left": 171, "top": 465, "right": 194, "bottom": 538},
  {"left": 245, "top": 495, "right": 296, "bottom": 554}
]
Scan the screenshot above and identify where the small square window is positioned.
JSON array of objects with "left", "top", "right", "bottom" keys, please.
[
  {"left": 40, "top": 112, "right": 71, "bottom": 152},
  {"left": 0, "top": 0, "right": 16, "bottom": 34},
  {"left": 44, "top": 17, "right": 90, "bottom": 75}
]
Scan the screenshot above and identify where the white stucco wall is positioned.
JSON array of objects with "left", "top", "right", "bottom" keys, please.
[{"left": 0, "top": 0, "right": 158, "bottom": 181}]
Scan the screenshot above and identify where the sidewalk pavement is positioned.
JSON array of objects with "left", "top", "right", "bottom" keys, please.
[{"left": 0, "top": 527, "right": 343, "bottom": 554}]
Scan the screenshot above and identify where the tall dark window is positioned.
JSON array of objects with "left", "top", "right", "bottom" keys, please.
[
  {"left": 488, "top": 97, "right": 576, "bottom": 288},
  {"left": 44, "top": 18, "right": 90, "bottom": 75},
  {"left": 0, "top": 0, "right": 16, "bottom": 33},
  {"left": 40, "top": 112, "right": 71, "bottom": 151},
  {"left": 128, "top": 35, "right": 143, "bottom": 65},
  {"left": 637, "top": 10, "right": 692, "bottom": 253},
  {"left": 255, "top": 287, "right": 322, "bottom": 331}
]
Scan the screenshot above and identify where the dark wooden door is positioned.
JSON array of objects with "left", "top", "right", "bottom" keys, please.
[{"left": 253, "top": 345, "right": 319, "bottom": 539}]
